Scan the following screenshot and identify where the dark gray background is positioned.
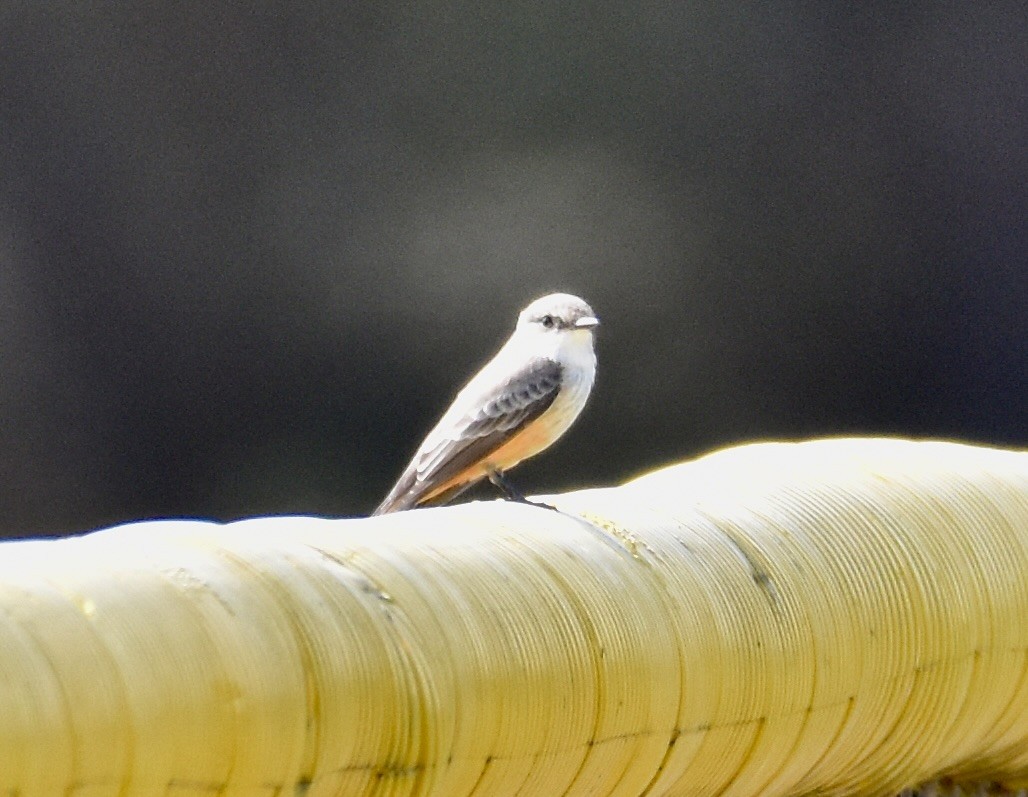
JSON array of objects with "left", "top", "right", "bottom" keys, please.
[{"left": 1, "top": 4, "right": 1024, "bottom": 537}]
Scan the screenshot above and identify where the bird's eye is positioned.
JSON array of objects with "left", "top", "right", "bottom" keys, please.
[{"left": 540, "top": 315, "right": 555, "bottom": 328}]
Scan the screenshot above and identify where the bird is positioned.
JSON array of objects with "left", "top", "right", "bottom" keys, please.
[{"left": 373, "top": 293, "right": 599, "bottom": 515}]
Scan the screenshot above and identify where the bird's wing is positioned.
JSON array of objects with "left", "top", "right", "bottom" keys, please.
[{"left": 373, "top": 358, "right": 563, "bottom": 514}]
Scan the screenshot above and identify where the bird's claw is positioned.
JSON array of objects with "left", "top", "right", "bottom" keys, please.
[{"left": 486, "top": 467, "right": 557, "bottom": 510}]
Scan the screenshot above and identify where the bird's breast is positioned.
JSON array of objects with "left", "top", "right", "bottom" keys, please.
[{"left": 485, "top": 366, "right": 593, "bottom": 472}]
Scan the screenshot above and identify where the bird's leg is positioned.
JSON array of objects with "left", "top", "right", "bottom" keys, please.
[
  {"left": 486, "top": 467, "right": 557, "bottom": 511},
  {"left": 486, "top": 466, "right": 524, "bottom": 500}
]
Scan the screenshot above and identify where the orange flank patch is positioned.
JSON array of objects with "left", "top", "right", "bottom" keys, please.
[{"left": 415, "top": 411, "right": 564, "bottom": 505}]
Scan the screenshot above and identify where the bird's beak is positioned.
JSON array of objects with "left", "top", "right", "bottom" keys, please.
[{"left": 575, "top": 316, "right": 600, "bottom": 329}]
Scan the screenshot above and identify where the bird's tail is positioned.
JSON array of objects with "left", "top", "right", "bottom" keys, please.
[
  {"left": 372, "top": 477, "right": 477, "bottom": 516},
  {"left": 372, "top": 472, "right": 419, "bottom": 515}
]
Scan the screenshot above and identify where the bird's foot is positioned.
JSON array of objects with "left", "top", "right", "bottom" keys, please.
[
  {"left": 486, "top": 466, "right": 527, "bottom": 500},
  {"left": 486, "top": 467, "right": 557, "bottom": 511}
]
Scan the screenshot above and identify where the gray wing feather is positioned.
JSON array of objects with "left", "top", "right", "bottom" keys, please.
[{"left": 373, "top": 359, "right": 562, "bottom": 514}]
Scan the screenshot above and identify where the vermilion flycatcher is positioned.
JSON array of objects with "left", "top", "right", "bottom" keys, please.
[{"left": 374, "top": 293, "right": 599, "bottom": 514}]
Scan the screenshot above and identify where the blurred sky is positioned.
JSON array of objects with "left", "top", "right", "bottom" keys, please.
[{"left": 0, "top": 3, "right": 1024, "bottom": 537}]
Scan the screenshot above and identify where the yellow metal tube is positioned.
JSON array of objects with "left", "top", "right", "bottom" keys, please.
[{"left": 0, "top": 438, "right": 1025, "bottom": 795}]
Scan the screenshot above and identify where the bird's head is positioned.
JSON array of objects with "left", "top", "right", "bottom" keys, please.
[{"left": 516, "top": 293, "right": 599, "bottom": 338}]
